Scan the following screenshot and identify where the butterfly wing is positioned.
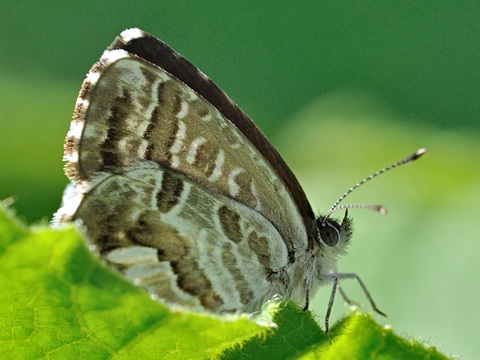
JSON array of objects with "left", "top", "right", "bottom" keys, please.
[{"left": 54, "top": 29, "right": 313, "bottom": 311}]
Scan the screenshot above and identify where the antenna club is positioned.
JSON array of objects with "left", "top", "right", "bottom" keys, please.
[
  {"left": 377, "top": 206, "right": 388, "bottom": 215},
  {"left": 411, "top": 148, "right": 427, "bottom": 161}
]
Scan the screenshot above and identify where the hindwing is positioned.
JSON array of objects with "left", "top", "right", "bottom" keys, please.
[{"left": 70, "top": 166, "right": 291, "bottom": 311}]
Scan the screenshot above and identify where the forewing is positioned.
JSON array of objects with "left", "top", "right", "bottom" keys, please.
[{"left": 62, "top": 44, "right": 308, "bottom": 252}]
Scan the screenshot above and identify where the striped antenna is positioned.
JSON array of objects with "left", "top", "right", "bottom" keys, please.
[{"left": 323, "top": 148, "right": 427, "bottom": 222}]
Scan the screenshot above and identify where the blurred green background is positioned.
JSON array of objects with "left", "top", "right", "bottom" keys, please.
[{"left": 0, "top": 1, "right": 478, "bottom": 358}]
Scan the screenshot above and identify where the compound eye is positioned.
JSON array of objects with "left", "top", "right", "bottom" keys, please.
[{"left": 319, "top": 224, "right": 340, "bottom": 247}]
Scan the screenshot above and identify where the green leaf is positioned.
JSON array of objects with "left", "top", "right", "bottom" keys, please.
[
  {"left": 222, "top": 303, "right": 449, "bottom": 360},
  {"left": 0, "top": 203, "right": 451, "bottom": 359},
  {"left": 0, "top": 203, "right": 265, "bottom": 359}
]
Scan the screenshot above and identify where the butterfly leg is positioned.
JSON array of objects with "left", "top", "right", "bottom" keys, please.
[
  {"left": 302, "top": 256, "right": 317, "bottom": 311},
  {"left": 331, "top": 272, "right": 386, "bottom": 317},
  {"left": 322, "top": 272, "right": 386, "bottom": 332},
  {"left": 337, "top": 283, "right": 360, "bottom": 308},
  {"left": 325, "top": 277, "right": 338, "bottom": 333}
]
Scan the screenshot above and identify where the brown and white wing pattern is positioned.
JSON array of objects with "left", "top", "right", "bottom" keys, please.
[
  {"left": 68, "top": 167, "right": 291, "bottom": 311},
  {"left": 53, "top": 29, "right": 316, "bottom": 312}
]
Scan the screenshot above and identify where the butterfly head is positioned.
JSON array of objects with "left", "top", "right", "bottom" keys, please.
[{"left": 315, "top": 210, "right": 352, "bottom": 257}]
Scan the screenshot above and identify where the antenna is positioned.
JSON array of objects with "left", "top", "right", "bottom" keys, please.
[{"left": 323, "top": 148, "right": 427, "bottom": 222}]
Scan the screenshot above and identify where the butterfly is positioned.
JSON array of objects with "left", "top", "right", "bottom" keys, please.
[{"left": 53, "top": 28, "right": 425, "bottom": 331}]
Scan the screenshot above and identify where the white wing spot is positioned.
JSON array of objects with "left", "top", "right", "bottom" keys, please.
[
  {"left": 250, "top": 181, "right": 262, "bottom": 211},
  {"left": 170, "top": 120, "right": 186, "bottom": 153},
  {"left": 176, "top": 100, "right": 189, "bottom": 119},
  {"left": 228, "top": 167, "right": 245, "bottom": 197},
  {"left": 120, "top": 28, "right": 144, "bottom": 43},
  {"left": 170, "top": 120, "right": 186, "bottom": 168},
  {"left": 186, "top": 136, "right": 207, "bottom": 165},
  {"left": 201, "top": 112, "right": 212, "bottom": 122},
  {"left": 66, "top": 119, "right": 85, "bottom": 145},
  {"left": 146, "top": 78, "right": 163, "bottom": 119},
  {"left": 208, "top": 149, "right": 225, "bottom": 182},
  {"left": 84, "top": 71, "right": 101, "bottom": 86},
  {"left": 100, "top": 49, "right": 131, "bottom": 66}
]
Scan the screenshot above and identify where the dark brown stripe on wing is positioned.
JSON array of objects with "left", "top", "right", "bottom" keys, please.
[
  {"left": 189, "top": 140, "right": 206, "bottom": 167},
  {"left": 124, "top": 210, "right": 224, "bottom": 310},
  {"left": 156, "top": 171, "right": 184, "bottom": 213},
  {"left": 234, "top": 173, "right": 256, "bottom": 206},
  {"left": 157, "top": 79, "right": 182, "bottom": 115},
  {"left": 143, "top": 106, "right": 160, "bottom": 160},
  {"left": 141, "top": 80, "right": 183, "bottom": 165},
  {"left": 170, "top": 260, "right": 224, "bottom": 311},
  {"left": 181, "top": 99, "right": 221, "bottom": 178},
  {"left": 218, "top": 205, "right": 242, "bottom": 243},
  {"left": 101, "top": 88, "right": 133, "bottom": 167},
  {"left": 143, "top": 120, "right": 157, "bottom": 160},
  {"left": 189, "top": 141, "right": 217, "bottom": 178},
  {"left": 247, "top": 231, "right": 270, "bottom": 273},
  {"left": 222, "top": 242, "right": 254, "bottom": 305}
]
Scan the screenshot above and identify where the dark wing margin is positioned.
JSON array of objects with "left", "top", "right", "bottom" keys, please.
[{"left": 108, "top": 28, "right": 316, "bottom": 234}]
